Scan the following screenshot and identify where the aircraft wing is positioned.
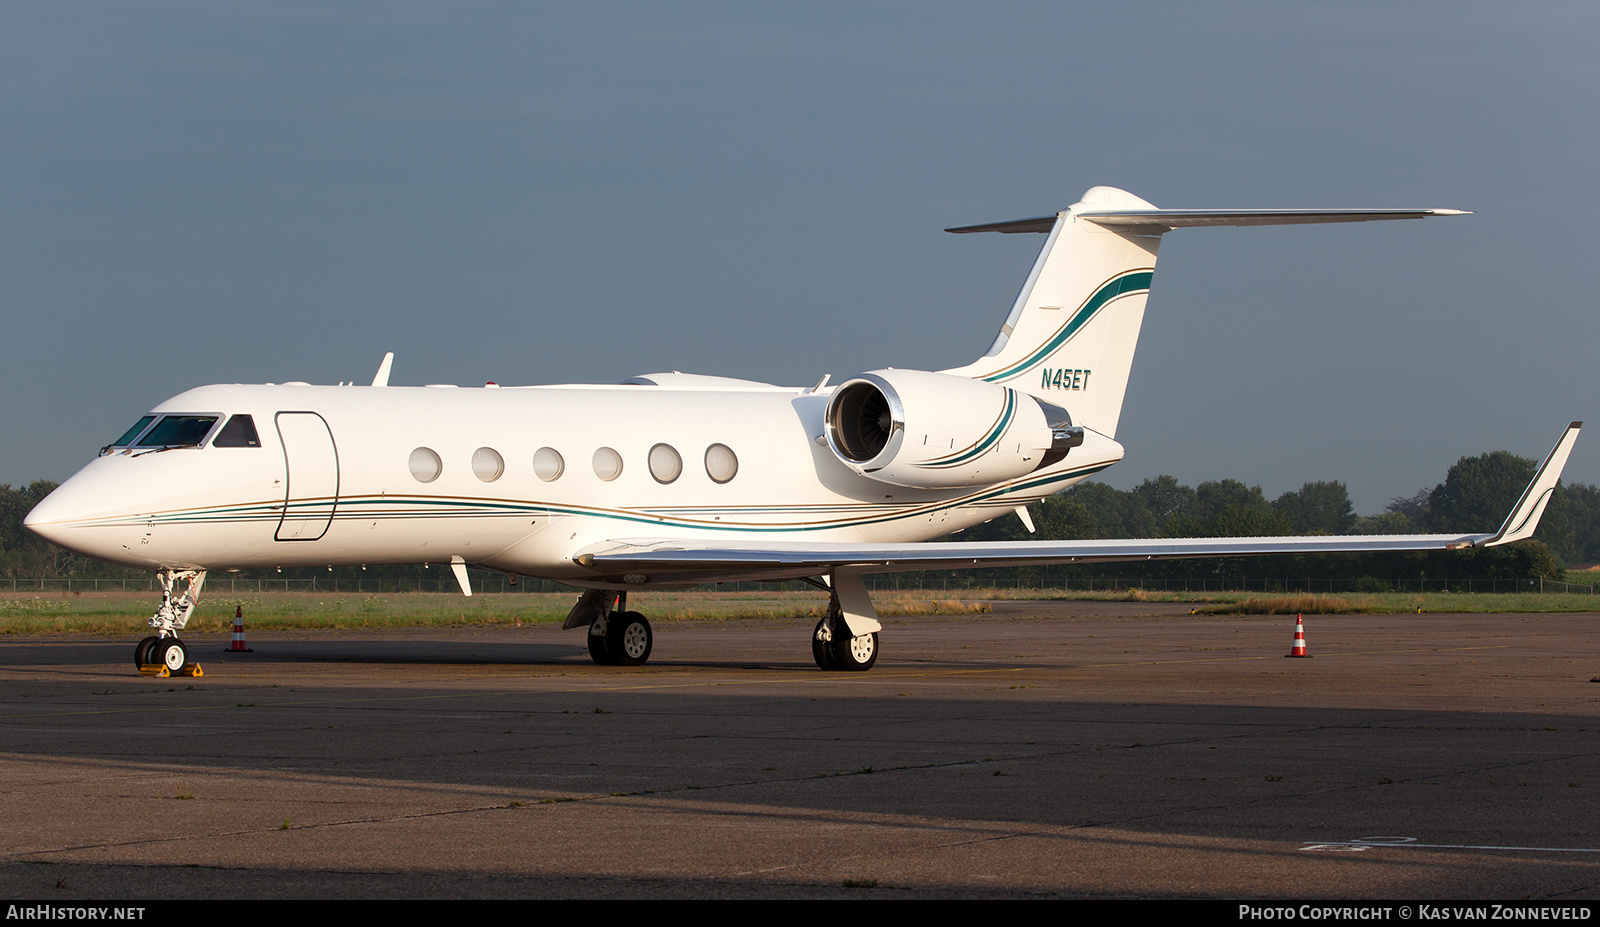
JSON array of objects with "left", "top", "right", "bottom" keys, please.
[{"left": 573, "top": 423, "right": 1580, "bottom": 582}]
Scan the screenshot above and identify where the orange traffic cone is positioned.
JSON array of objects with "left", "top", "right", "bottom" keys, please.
[
  {"left": 1286, "top": 613, "right": 1310, "bottom": 657},
  {"left": 223, "top": 605, "right": 253, "bottom": 653}
]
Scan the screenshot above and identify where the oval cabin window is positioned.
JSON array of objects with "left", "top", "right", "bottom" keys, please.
[
  {"left": 648, "top": 444, "right": 683, "bottom": 484},
  {"left": 705, "top": 444, "right": 738, "bottom": 483},
  {"left": 472, "top": 447, "right": 505, "bottom": 482},
  {"left": 592, "top": 447, "right": 624, "bottom": 481},
  {"left": 409, "top": 447, "right": 443, "bottom": 483},
  {"left": 533, "top": 447, "right": 564, "bottom": 481}
]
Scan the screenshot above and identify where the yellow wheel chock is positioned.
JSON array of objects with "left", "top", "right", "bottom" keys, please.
[{"left": 138, "top": 663, "right": 204, "bottom": 678}]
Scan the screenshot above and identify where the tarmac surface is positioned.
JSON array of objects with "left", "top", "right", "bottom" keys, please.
[{"left": 2, "top": 600, "right": 1599, "bottom": 899}]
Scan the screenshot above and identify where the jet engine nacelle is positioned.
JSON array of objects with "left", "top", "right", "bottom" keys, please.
[{"left": 824, "top": 369, "right": 1084, "bottom": 488}]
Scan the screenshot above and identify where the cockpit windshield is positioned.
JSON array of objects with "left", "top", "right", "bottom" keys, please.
[
  {"left": 134, "top": 415, "right": 220, "bottom": 448},
  {"left": 109, "top": 415, "right": 156, "bottom": 449}
]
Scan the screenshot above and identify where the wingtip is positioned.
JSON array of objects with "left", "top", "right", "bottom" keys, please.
[{"left": 1480, "top": 422, "right": 1584, "bottom": 547}]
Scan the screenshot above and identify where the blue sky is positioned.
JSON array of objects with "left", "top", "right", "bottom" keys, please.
[{"left": 3, "top": 2, "right": 1597, "bottom": 513}]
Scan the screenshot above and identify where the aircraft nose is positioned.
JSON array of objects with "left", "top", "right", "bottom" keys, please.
[
  {"left": 24, "top": 483, "right": 89, "bottom": 548},
  {"left": 22, "top": 467, "right": 139, "bottom": 562}
]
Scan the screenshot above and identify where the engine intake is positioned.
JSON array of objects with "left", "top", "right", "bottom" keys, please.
[{"left": 828, "top": 377, "right": 900, "bottom": 462}]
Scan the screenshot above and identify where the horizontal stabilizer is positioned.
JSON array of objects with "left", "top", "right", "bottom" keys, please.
[
  {"left": 947, "top": 208, "right": 1470, "bottom": 235},
  {"left": 945, "top": 216, "right": 1057, "bottom": 234},
  {"left": 1082, "top": 207, "right": 1471, "bottom": 231}
]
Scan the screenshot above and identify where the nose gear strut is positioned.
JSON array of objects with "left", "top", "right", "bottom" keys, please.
[{"left": 137, "top": 569, "right": 206, "bottom": 677}]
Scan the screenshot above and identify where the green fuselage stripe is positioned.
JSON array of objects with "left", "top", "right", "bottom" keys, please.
[
  {"left": 917, "top": 389, "right": 1017, "bottom": 468},
  {"left": 98, "top": 460, "right": 1115, "bottom": 535},
  {"left": 982, "top": 270, "right": 1153, "bottom": 383}
]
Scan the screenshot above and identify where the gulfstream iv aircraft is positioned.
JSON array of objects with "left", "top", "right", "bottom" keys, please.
[{"left": 25, "top": 186, "right": 1581, "bottom": 674}]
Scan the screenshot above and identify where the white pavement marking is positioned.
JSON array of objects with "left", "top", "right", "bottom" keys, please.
[{"left": 1302, "top": 835, "right": 1600, "bottom": 854}]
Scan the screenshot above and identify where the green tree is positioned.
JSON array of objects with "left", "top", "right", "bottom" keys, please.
[
  {"left": 1426, "top": 451, "right": 1535, "bottom": 534},
  {"left": 1351, "top": 510, "right": 1417, "bottom": 535},
  {"left": 1131, "top": 475, "right": 1194, "bottom": 530},
  {"left": 0, "top": 481, "right": 65, "bottom": 577},
  {"left": 1210, "top": 504, "right": 1293, "bottom": 537},
  {"left": 1064, "top": 481, "right": 1154, "bottom": 538},
  {"left": 1193, "top": 479, "right": 1268, "bottom": 520},
  {"left": 1387, "top": 487, "right": 1432, "bottom": 524},
  {"left": 1273, "top": 481, "right": 1357, "bottom": 534},
  {"left": 1032, "top": 495, "right": 1099, "bottom": 540},
  {"left": 1558, "top": 483, "right": 1600, "bottom": 564}
]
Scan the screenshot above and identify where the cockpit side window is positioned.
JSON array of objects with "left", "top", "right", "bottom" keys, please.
[
  {"left": 101, "top": 415, "right": 158, "bottom": 456},
  {"left": 110, "top": 416, "right": 157, "bottom": 448},
  {"left": 135, "top": 415, "right": 220, "bottom": 448},
  {"left": 212, "top": 414, "right": 262, "bottom": 448}
]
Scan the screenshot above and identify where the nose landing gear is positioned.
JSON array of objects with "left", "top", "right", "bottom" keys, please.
[{"left": 135, "top": 570, "right": 206, "bottom": 677}]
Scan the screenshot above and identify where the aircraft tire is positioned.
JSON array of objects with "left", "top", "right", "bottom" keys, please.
[
  {"left": 153, "top": 638, "right": 188, "bottom": 673},
  {"left": 587, "top": 622, "right": 616, "bottom": 665},
  {"left": 811, "top": 618, "right": 837, "bottom": 671},
  {"left": 134, "top": 636, "right": 160, "bottom": 669},
  {"left": 830, "top": 630, "right": 879, "bottom": 672},
  {"left": 607, "top": 612, "right": 653, "bottom": 666}
]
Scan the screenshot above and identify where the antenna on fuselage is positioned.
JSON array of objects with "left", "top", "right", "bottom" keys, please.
[{"left": 371, "top": 352, "right": 395, "bottom": 387}]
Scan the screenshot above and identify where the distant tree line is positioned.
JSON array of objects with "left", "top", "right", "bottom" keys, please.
[{"left": 3, "top": 447, "right": 1594, "bottom": 587}]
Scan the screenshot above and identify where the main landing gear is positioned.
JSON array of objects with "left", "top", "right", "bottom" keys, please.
[
  {"left": 812, "top": 615, "right": 878, "bottom": 671},
  {"left": 135, "top": 570, "right": 206, "bottom": 677},
  {"left": 561, "top": 570, "right": 883, "bottom": 672},
  {"left": 565, "top": 590, "right": 654, "bottom": 667},
  {"left": 810, "top": 576, "right": 879, "bottom": 672}
]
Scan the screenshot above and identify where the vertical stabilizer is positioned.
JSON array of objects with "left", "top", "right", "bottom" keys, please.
[
  {"left": 941, "top": 186, "right": 1163, "bottom": 439},
  {"left": 941, "top": 187, "right": 1468, "bottom": 440}
]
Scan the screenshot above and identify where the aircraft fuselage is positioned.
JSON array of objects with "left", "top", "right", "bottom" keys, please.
[{"left": 26, "top": 380, "right": 1123, "bottom": 586}]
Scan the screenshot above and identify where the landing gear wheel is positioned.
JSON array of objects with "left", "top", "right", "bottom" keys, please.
[
  {"left": 831, "top": 629, "right": 878, "bottom": 672},
  {"left": 587, "top": 621, "right": 616, "bottom": 665},
  {"left": 812, "top": 618, "right": 837, "bottom": 671},
  {"left": 134, "top": 636, "right": 160, "bottom": 668},
  {"left": 606, "top": 612, "right": 653, "bottom": 666},
  {"left": 152, "top": 638, "right": 188, "bottom": 673}
]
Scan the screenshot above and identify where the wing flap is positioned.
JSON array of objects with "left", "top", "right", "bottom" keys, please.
[{"left": 575, "top": 532, "right": 1486, "bottom": 576}]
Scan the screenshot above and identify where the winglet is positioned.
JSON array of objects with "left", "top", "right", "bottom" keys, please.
[
  {"left": 1478, "top": 422, "right": 1582, "bottom": 547},
  {"left": 371, "top": 352, "right": 395, "bottom": 388}
]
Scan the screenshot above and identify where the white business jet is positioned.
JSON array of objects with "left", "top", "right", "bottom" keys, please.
[{"left": 24, "top": 186, "right": 1580, "bottom": 674}]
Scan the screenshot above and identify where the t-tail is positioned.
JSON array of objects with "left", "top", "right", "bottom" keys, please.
[{"left": 940, "top": 186, "right": 1469, "bottom": 439}]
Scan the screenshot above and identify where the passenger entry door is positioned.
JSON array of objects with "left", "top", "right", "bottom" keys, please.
[{"left": 275, "top": 412, "right": 339, "bottom": 541}]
